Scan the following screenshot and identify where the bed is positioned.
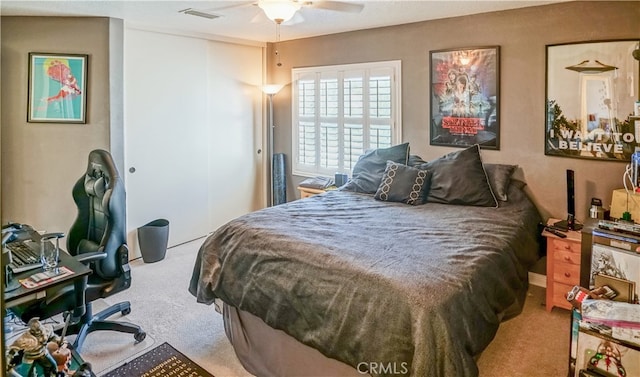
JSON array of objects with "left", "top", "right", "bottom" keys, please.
[{"left": 189, "top": 144, "right": 542, "bottom": 377}]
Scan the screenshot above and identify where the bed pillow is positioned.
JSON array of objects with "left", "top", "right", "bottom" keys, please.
[
  {"left": 484, "top": 164, "right": 517, "bottom": 202},
  {"left": 408, "top": 154, "right": 427, "bottom": 167},
  {"left": 374, "top": 161, "right": 431, "bottom": 205},
  {"left": 420, "top": 144, "right": 498, "bottom": 207},
  {"left": 341, "top": 143, "right": 410, "bottom": 194}
]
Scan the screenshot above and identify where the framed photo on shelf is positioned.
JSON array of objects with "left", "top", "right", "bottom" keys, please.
[
  {"left": 27, "top": 52, "right": 88, "bottom": 123},
  {"left": 590, "top": 243, "right": 639, "bottom": 303},
  {"left": 429, "top": 46, "right": 500, "bottom": 149},
  {"left": 545, "top": 39, "right": 640, "bottom": 161}
]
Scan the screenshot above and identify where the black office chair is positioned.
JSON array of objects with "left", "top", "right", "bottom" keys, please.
[{"left": 14, "top": 149, "right": 145, "bottom": 351}]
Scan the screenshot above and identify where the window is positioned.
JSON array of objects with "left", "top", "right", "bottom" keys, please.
[{"left": 292, "top": 61, "right": 402, "bottom": 177}]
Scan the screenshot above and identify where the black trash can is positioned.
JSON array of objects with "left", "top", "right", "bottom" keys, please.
[{"left": 137, "top": 219, "right": 169, "bottom": 263}]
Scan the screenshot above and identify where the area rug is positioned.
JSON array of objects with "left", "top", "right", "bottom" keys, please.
[{"left": 101, "top": 342, "right": 214, "bottom": 377}]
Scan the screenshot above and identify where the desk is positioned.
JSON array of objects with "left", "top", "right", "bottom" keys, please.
[
  {"left": 3, "top": 226, "right": 95, "bottom": 376},
  {"left": 4, "top": 226, "right": 92, "bottom": 310},
  {"left": 5, "top": 250, "right": 92, "bottom": 309}
]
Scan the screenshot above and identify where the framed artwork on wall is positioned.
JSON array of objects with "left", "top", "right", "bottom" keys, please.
[
  {"left": 429, "top": 46, "right": 500, "bottom": 149},
  {"left": 27, "top": 52, "right": 88, "bottom": 123},
  {"left": 545, "top": 40, "right": 640, "bottom": 161}
]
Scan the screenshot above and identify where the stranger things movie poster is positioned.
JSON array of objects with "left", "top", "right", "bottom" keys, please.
[{"left": 430, "top": 46, "right": 500, "bottom": 149}]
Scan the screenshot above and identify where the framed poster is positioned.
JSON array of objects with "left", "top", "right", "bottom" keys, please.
[
  {"left": 28, "top": 52, "right": 88, "bottom": 123},
  {"left": 430, "top": 46, "right": 500, "bottom": 149},
  {"left": 590, "top": 243, "right": 639, "bottom": 303},
  {"left": 545, "top": 40, "right": 640, "bottom": 161}
]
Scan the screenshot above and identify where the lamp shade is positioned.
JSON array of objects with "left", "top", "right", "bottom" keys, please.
[
  {"left": 258, "top": 0, "right": 301, "bottom": 23},
  {"left": 262, "top": 84, "right": 284, "bottom": 95}
]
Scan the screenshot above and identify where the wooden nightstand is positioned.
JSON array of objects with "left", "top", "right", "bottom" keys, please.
[
  {"left": 297, "top": 186, "right": 338, "bottom": 199},
  {"left": 543, "top": 218, "right": 582, "bottom": 312},
  {"left": 297, "top": 186, "right": 328, "bottom": 199}
]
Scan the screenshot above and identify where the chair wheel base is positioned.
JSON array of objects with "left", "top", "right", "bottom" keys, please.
[{"left": 135, "top": 331, "right": 146, "bottom": 343}]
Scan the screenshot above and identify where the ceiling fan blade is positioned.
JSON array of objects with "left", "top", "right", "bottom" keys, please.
[
  {"left": 306, "top": 1, "right": 364, "bottom": 13},
  {"left": 284, "top": 12, "right": 305, "bottom": 25},
  {"left": 249, "top": 10, "right": 267, "bottom": 24},
  {"left": 203, "top": 1, "right": 256, "bottom": 12}
]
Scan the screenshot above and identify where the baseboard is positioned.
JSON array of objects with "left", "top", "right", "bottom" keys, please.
[{"left": 529, "top": 272, "right": 546, "bottom": 288}]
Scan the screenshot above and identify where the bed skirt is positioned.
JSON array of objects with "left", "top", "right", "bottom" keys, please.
[{"left": 223, "top": 303, "right": 368, "bottom": 377}]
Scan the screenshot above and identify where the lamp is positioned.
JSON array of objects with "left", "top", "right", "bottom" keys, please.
[
  {"left": 258, "top": 0, "right": 301, "bottom": 24},
  {"left": 262, "top": 84, "right": 284, "bottom": 206}
]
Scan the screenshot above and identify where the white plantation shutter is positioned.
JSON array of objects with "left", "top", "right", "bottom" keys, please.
[{"left": 292, "top": 61, "right": 401, "bottom": 177}]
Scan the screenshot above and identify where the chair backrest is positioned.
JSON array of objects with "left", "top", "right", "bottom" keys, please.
[{"left": 67, "top": 149, "right": 127, "bottom": 280}]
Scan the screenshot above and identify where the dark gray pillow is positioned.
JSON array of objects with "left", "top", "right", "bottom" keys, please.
[
  {"left": 408, "top": 154, "right": 427, "bottom": 167},
  {"left": 342, "top": 143, "right": 410, "bottom": 194},
  {"left": 484, "top": 164, "right": 517, "bottom": 201},
  {"left": 420, "top": 144, "right": 498, "bottom": 207},
  {"left": 374, "top": 161, "right": 432, "bottom": 205}
]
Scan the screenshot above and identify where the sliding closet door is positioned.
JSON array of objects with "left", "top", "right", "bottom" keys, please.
[{"left": 124, "top": 29, "right": 264, "bottom": 259}]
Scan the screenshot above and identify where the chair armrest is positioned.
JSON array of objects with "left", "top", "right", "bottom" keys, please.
[
  {"left": 40, "top": 232, "right": 65, "bottom": 241},
  {"left": 74, "top": 251, "right": 106, "bottom": 264}
]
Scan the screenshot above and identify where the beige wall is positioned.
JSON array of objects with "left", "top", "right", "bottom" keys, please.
[
  {"left": 1, "top": 16, "right": 121, "bottom": 233},
  {"left": 269, "top": 1, "right": 640, "bottom": 222}
]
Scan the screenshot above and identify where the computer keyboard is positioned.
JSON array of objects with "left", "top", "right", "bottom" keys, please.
[{"left": 6, "top": 241, "right": 42, "bottom": 273}]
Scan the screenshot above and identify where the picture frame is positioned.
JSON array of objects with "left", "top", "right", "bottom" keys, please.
[
  {"left": 429, "top": 46, "right": 500, "bottom": 149},
  {"left": 27, "top": 52, "right": 88, "bottom": 123},
  {"left": 590, "top": 243, "right": 639, "bottom": 303},
  {"left": 575, "top": 329, "right": 640, "bottom": 377},
  {"left": 545, "top": 40, "right": 640, "bottom": 161}
]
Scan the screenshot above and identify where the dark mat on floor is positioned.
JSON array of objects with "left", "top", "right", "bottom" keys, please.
[{"left": 102, "top": 342, "right": 214, "bottom": 377}]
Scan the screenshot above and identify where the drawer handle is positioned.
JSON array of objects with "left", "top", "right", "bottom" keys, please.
[{"left": 564, "top": 272, "right": 571, "bottom": 278}]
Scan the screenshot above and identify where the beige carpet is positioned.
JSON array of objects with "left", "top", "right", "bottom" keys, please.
[
  {"left": 477, "top": 286, "right": 570, "bottom": 376},
  {"left": 74, "top": 239, "right": 570, "bottom": 376}
]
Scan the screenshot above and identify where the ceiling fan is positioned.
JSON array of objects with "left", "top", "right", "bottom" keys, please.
[
  {"left": 259, "top": 0, "right": 364, "bottom": 24},
  {"left": 180, "top": 1, "right": 364, "bottom": 25}
]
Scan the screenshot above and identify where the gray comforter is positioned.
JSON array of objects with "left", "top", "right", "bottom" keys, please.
[{"left": 190, "top": 186, "right": 541, "bottom": 376}]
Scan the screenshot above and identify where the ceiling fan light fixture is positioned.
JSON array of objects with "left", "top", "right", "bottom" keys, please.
[{"left": 258, "top": 0, "right": 301, "bottom": 23}]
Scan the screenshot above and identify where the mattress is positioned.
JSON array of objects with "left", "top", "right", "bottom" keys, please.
[{"left": 190, "top": 185, "right": 541, "bottom": 376}]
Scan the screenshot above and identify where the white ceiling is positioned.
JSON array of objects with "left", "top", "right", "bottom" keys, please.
[{"left": 1, "top": 0, "right": 564, "bottom": 44}]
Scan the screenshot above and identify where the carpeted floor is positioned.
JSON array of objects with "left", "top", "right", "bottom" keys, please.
[{"left": 77, "top": 238, "right": 570, "bottom": 376}]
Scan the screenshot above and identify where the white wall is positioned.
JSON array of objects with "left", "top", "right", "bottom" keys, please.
[{"left": 124, "top": 28, "right": 265, "bottom": 258}]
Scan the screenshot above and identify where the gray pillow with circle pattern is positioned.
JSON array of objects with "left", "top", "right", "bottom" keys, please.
[
  {"left": 374, "top": 161, "right": 432, "bottom": 205},
  {"left": 341, "top": 143, "right": 410, "bottom": 194}
]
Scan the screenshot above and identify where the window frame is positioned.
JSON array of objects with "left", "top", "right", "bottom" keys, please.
[{"left": 291, "top": 60, "right": 402, "bottom": 178}]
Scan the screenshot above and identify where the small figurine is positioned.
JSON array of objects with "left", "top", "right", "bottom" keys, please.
[
  {"left": 71, "top": 362, "right": 93, "bottom": 377},
  {"left": 565, "top": 285, "right": 611, "bottom": 310},
  {"left": 7, "top": 317, "right": 63, "bottom": 377},
  {"left": 46, "top": 341, "right": 72, "bottom": 375}
]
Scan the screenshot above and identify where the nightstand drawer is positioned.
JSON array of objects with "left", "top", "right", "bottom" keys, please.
[
  {"left": 551, "top": 282, "right": 573, "bottom": 310},
  {"left": 549, "top": 238, "right": 581, "bottom": 253},
  {"left": 553, "top": 263, "right": 580, "bottom": 285},
  {"left": 553, "top": 249, "right": 580, "bottom": 265}
]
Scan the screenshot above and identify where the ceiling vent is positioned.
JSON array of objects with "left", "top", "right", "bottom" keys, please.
[{"left": 178, "top": 8, "right": 221, "bottom": 20}]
